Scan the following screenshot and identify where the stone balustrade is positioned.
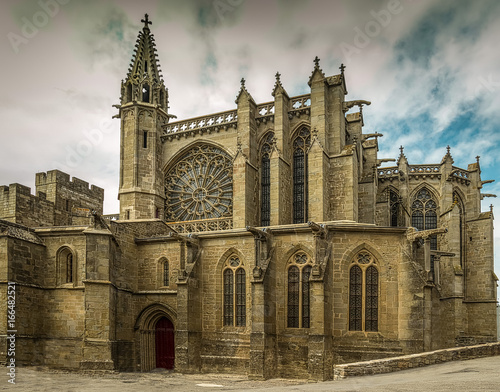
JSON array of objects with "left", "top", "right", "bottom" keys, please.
[
  {"left": 167, "top": 217, "right": 233, "bottom": 233},
  {"left": 161, "top": 109, "right": 238, "bottom": 141}
]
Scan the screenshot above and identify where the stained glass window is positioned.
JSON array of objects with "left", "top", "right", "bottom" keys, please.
[
  {"left": 349, "top": 265, "right": 362, "bottom": 331},
  {"left": 293, "top": 128, "right": 311, "bottom": 224},
  {"left": 365, "top": 266, "right": 378, "bottom": 332},
  {"left": 261, "top": 132, "right": 274, "bottom": 226},
  {"left": 223, "top": 269, "right": 234, "bottom": 326},
  {"left": 223, "top": 256, "right": 246, "bottom": 327},
  {"left": 236, "top": 268, "right": 246, "bottom": 326},
  {"left": 412, "top": 188, "right": 438, "bottom": 273},
  {"left": 389, "top": 190, "right": 400, "bottom": 227},
  {"left": 454, "top": 192, "right": 465, "bottom": 268},
  {"left": 165, "top": 145, "right": 233, "bottom": 221},
  {"left": 287, "top": 252, "right": 312, "bottom": 328},
  {"left": 349, "top": 251, "right": 378, "bottom": 332},
  {"left": 301, "top": 266, "right": 312, "bottom": 328},
  {"left": 287, "top": 266, "right": 300, "bottom": 328}
]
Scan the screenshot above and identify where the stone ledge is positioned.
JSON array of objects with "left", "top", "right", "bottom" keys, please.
[{"left": 333, "top": 342, "right": 500, "bottom": 380}]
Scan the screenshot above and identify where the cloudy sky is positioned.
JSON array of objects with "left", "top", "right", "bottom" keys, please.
[{"left": 1, "top": 0, "right": 499, "bottom": 281}]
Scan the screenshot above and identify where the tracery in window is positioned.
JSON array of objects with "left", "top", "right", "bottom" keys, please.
[
  {"left": 389, "top": 189, "right": 400, "bottom": 227},
  {"left": 293, "top": 127, "right": 311, "bottom": 224},
  {"left": 349, "top": 251, "right": 378, "bottom": 332},
  {"left": 287, "top": 252, "right": 312, "bottom": 328},
  {"left": 165, "top": 145, "right": 233, "bottom": 222},
  {"left": 411, "top": 188, "right": 438, "bottom": 250},
  {"left": 260, "top": 132, "right": 274, "bottom": 226},
  {"left": 223, "top": 255, "right": 246, "bottom": 327}
]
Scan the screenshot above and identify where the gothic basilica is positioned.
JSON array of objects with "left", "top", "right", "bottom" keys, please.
[{"left": 0, "top": 16, "right": 497, "bottom": 380}]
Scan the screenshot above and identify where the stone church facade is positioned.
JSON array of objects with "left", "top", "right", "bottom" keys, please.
[{"left": 0, "top": 17, "right": 497, "bottom": 380}]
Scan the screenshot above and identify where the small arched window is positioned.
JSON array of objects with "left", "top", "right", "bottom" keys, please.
[
  {"left": 349, "top": 251, "right": 378, "bottom": 332},
  {"left": 158, "top": 258, "right": 170, "bottom": 287},
  {"left": 57, "top": 246, "right": 75, "bottom": 286},
  {"left": 293, "top": 127, "right": 311, "bottom": 224},
  {"left": 287, "top": 252, "right": 312, "bottom": 328},
  {"left": 223, "top": 255, "right": 246, "bottom": 327},
  {"left": 260, "top": 132, "right": 274, "bottom": 226}
]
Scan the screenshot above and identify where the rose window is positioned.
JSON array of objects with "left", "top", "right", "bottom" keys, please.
[{"left": 164, "top": 145, "right": 233, "bottom": 221}]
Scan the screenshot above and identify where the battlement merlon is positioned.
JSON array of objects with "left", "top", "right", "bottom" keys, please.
[{"left": 35, "top": 170, "right": 104, "bottom": 199}]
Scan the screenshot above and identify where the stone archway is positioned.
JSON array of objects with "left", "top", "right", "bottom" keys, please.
[{"left": 135, "top": 304, "right": 176, "bottom": 371}]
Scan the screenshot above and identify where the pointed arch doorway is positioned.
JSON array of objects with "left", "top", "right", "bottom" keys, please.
[
  {"left": 135, "top": 304, "right": 177, "bottom": 372},
  {"left": 155, "top": 317, "right": 175, "bottom": 369}
]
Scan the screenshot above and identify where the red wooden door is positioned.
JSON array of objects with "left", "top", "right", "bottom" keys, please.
[{"left": 155, "top": 317, "right": 175, "bottom": 369}]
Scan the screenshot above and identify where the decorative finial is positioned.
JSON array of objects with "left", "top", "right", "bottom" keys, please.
[
  {"left": 446, "top": 145, "right": 451, "bottom": 154},
  {"left": 141, "top": 14, "right": 152, "bottom": 29},
  {"left": 240, "top": 77, "right": 246, "bottom": 88},
  {"left": 399, "top": 145, "right": 404, "bottom": 155},
  {"left": 314, "top": 56, "right": 320, "bottom": 68},
  {"left": 340, "top": 63, "right": 346, "bottom": 74},
  {"left": 476, "top": 155, "right": 480, "bottom": 164},
  {"left": 275, "top": 71, "right": 281, "bottom": 82},
  {"left": 490, "top": 204, "right": 494, "bottom": 212}
]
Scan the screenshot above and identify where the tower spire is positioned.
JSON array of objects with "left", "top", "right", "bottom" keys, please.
[{"left": 120, "top": 15, "right": 168, "bottom": 110}]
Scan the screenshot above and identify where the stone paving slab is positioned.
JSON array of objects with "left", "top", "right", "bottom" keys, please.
[{"left": 2, "top": 356, "right": 500, "bottom": 392}]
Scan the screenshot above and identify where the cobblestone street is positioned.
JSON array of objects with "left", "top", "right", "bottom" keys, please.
[{"left": 2, "top": 356, "right": 500, "bottom": 392}]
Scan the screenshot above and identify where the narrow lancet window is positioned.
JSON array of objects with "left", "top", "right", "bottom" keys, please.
[
  {"left": 260, "top": 132, "right": 274, "bottom": 226},
  {"left": 293, "top": 127, "right": 311, "bottom": 224}
]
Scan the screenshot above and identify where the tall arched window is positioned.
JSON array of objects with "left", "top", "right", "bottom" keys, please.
[
  {"left": 287, "top": 252, "right": 312, "bottom": 328},
  {"left": 349, "top": 251, "right": 378, "bottom": 332},
  {"left": 411, "top": 188, "right": 438, "bottom": 249},
  {"left": 412, "top": 188, "right": 438, "bottom": 275},
  {"left": 453, "top": 192, "right": 465, "bottom": 268},
  {"left": 389, "top": 189, "right": 400, "bottom": 227},
  {"left": 158, "top": 257, "right": 170, "bottom": 288},
  {"left": 293, "top": 127, "right": 311, "bottom": 224},
  {"left": 260, "top": 132, "right": 274, "bottom": 226},
  {"left": 223, "top": 255, "right": 246, "bottom": 327}
]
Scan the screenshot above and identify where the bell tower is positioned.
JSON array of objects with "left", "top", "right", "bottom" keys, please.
[{"left": 116, "top": 14, "right": 175, "bottom": 220}]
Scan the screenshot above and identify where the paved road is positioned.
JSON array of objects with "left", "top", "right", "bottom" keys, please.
[{"left": 2, "top": 356, "right": 500, "bottom": 391}]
